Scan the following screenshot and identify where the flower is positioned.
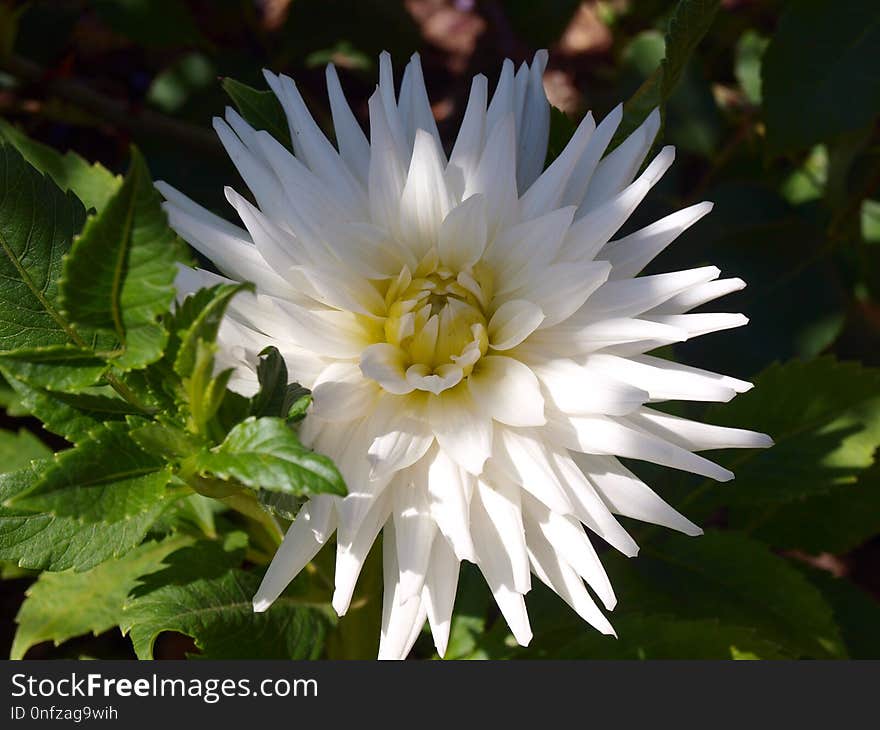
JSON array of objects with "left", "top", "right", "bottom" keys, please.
[{"left": 160, "top": 50, "right": 772, "bottom": 659}]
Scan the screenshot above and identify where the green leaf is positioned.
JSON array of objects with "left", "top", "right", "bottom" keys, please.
[
  {"left": 704, "top": 358, "right": 880, "bottom": 506},
  {"left": 739, "top": 460, "right": 880, "bottom": 555},
  {"left": 0, "top": 144, "right": 91, "bottom": 354},
  {"left": 800, "top": 566, "right": 880, "bottom": 660},
  {"left": 0, "top": 429, "right": 51, "bottom": 474},
  {"left": 0, "top": 119, "right": 120, "bottom": 213},
  {"left": 60, "top": 147, "right": 181, "bottom": 371},
  {"left": 608, "top": 531, "right": 844, "bottom": 658},
  {"left": 131, "top": 532, "right": 247, "bottom": 598},
  {"left": 122, "top": 567, "right": 329, "bottom": 659},
  {"left": 10, "top": 536, "right": 189, "bottom": 659},
  {"left": 11, "top": 422, "right": 174, "bottom": 522},
  {"left": 1, "top": 376, "right": 137, "bottom": 444},
  {"left": 173, "top": 282, "right": 253, "bottom": 379},
  {"left": 762, "top": 0, "right": 880, "bottom": 156},
  {"left": 0, "top": 461, "right": 173, "bottom": 572},
  {"left": 613, "top": 0, "right": 721, "bottom": 146},
  {"left": 196, "top": 417, "right": 345, "bottom": 498},
  {"left": 250, "top": 347, "right": 289, "bottom": 418},
  {"left": 734, "top": 30, "right": 769, "bottom": 106},
  {"left": 0, "top": 345, "right": 107, "bottom": 392},
  {"left": 221, "top": 78, "right": 292, "bottom": 151},
  {"left": 519, "top": 614, "right": 787, "bottom": 660}
]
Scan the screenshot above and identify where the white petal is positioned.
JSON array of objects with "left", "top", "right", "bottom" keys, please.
[
  {"left": 399, "top": 129, "right": 455, "bottom": 255},
  {"left": 644, "top": 313, "right": 749, "bottom": 338},
  {"left": 559, "top": 146, "right": 676, "bottom": 261},
  {"left": 558, "top": 413, "right": 734, "bottom": 482},
  {"left": 572, "top": 453, "right": 702, "bottom": 536},
  {"left": 486, "top": 59, "right": 516, "bottom": 137},
  {"left": 378, "top": 521, "right": 427, "bottom": 660},
  {"left": 470, "top": 481, "right": 532, "bottom": 647},
  {"left": 161, "top": 197, "right": 298, "bottom": 301},
  {"left": 533, "top": 358, "right": 648, "bottom": 416},
  {"left": 368, "top": 89, "right": 407, "bottom": 236},
  {"left": 398, "top": 53, "right": 442, "bottom": 151},
  {"left": 392, "top": 475, "right": 438, "bottom": 603},
  {"left": 467, "top": 355, "right": 545, "bottom": 427},
  {"left": 520, "top": 317, "right": 688, "bottom": 358},
  {"left": 519, "top": 111, "right": 595, "bottom": 221},
  {"left": 428, "top": 387, "right": 493, "bottom": 475},
  {"left": 421, "top": 535, "right": 461, "bottom": 657},
  {"left": 579, "top": 107, "right": 661, "bottom": 214},
  {"left": 515, "top": 50, "right": 551, "bottom": 191},
  {"left": 652, "top": 277, "right": 746, "bottom": 314},
  {"left": 267, "top": 71, "right": 367, "bottom": 215},
  {"left": 488, "top": 299, "right": 545, "bottom": 350},
  {"left": 427, "top": 447, "right": 476, "bottom": 562},
  {"left": 549, "top": 448, "right": 639, "bottom": 556},
  {"left": 333, "top": 489, "right": 392, "bottom": 615},
  {"left": 464, "top": 114, "right": 518, "bottom": 239},
  {"left": 603, "top": 202, "right": 714, "bottom": 280},
  {"left": 477, "top": 479, "right": 530, "bottom": 593},
  {"left": 311, "top": 362, "right": 379, "bottom": 422},
  {"left": 325, "top": 63, "right": 371, "bottom": 184},
  {"left": 562, "top": 104, "right": 622, "bottom": 209},
  {"left": 253, "top": 496, "right": 337, "bottom": 611},
  {"left": 437, "top": 194, "right": 488, "bottom": 271},
  {"left": 488, "top": 207, "right": 576, "bottom": 295},
  {"left": 367, "top": 396, "right": 434, "bottom": 479},
  {"left": 447, "top": 74, "right": 488, "bottom": 198},
  {"left": 525, "top": 520, "right": 615, "bottom": 635},
  {"left": 360, "top": 343, "right": 415, "bottom": 395},
  {"left": 626, "top": 407, "right": 773, "bottom": 451},
  {"left": 512, "top": 260, "right": 612, "bottom": 329},
  {"left": 581, "top": 266, "right": 720, "bottom": 320},
  {"left": 522, "top": 493, "right": 617, "bottom": 611},
  {"left": 494, "top": 428, "right": 574, "bottom": 515}
]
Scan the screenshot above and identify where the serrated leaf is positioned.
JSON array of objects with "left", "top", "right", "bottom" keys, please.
[
  {"left": 0, "top": 119, "right": 120, "bottom": 213},
  {"left": 196, "top": 417, "right": 346, "bottom": 498},
  {"left": 704, "top": 358, "right": 880, "bottom": 506},
  {"left": 0, "top": 345, "right": 107, "bottom": 392},
  {"left": 11, "top": 422, "right": 174, "bottom": 521},
  {"left": 221, "top": 78, "right": 292, "bottom": 151},
  {"left": 122, "top": 567, "right": 329, "bottom": 659},
  {"left": 173, "top": 282, "right": 253, "bottom": 379},
  {"left": 612, "top": 0, "right": 720, "bottom": 147},
  {"left": 737, "top": 461, "right": 880, "bottom": 555},
  {"left": 1, "top": 375, "right": 137, "bottom": 444},
  {"left": 799, "top": 566, "right": 880, "bottom": 660},
  {"left": 60, "top": 148, "right": 181, "bottom": 371},
  {"left": 10, "top": 536, "right": 189, "bottom": 659},
  {"left": 762, "top": 0, "right": 880, "bottom": 156},
  {"left": 0, "top": 428, "right": 51, "bottom": 474},
  {"left": 608, "top": 530, "right": 844, "bottom": 658},
  {"left": 131, "top": 532, "right": 247, "bottom": 598},
  {"left": 0, "top": 461, "right": 173, "bottom": 572},
  {"left": 0, "top": 144, "right": 103, "bottom": 354}
]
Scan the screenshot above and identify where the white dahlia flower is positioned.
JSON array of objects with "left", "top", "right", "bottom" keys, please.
[{"left": 160, "top": 51, "right": 772, "bottom": 659}]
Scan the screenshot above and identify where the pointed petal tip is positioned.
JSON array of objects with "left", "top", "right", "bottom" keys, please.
[{"left": 253, "top": 597, "right": 272, "bottom": 613}]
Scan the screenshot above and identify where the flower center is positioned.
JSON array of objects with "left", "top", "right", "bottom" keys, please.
[{"left": 373, "top": 251, "right": 493, "bottom": 395}]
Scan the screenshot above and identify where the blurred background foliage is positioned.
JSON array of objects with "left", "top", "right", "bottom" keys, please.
[{"left": 0, "top": 0, "right": 879, "bottom": 659}]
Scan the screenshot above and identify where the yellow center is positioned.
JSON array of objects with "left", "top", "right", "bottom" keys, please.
[{"left": 377, "top": 250, "right": 493, "bottom": 393}]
